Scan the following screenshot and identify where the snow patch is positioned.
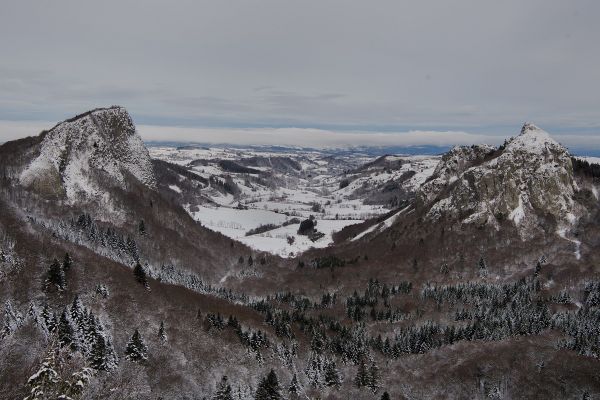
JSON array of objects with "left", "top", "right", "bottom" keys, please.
[
  {"left": 168, "top": 185, "right": 182, "bottom": 194},
  {"left": 509, "top": 195, "right": 525, "bottom": 225},
  {"left": 557, "top": 228, "right": 581, "bottom": 260}
]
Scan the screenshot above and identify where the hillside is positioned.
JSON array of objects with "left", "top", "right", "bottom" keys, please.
[{"left": 1, "top": 110, "right": 600, "bottom": 399}]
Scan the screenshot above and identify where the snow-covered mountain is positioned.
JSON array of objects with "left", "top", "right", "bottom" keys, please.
[
  {"left": 416, "top": 123, "right": 580, "bottom": 239},
  {"left": 20, "top": 106, "right": 155, "bottom": 201}
]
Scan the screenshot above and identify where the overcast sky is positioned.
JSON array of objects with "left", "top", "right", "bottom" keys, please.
[{"left": 1, "top": 0, "right": 599, "bottom": 151}]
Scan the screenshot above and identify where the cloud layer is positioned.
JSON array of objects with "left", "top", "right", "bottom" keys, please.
[{"left": 1, "top": 1, "right": 599, "bottom": 145}]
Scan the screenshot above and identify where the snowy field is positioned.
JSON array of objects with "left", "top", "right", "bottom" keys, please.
[{"left": 150, "top": 146, "right": 440, "bottom": 257}]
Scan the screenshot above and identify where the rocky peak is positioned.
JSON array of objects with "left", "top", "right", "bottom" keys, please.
[
  {"left": 416, "top": 123, "right": 579, "bottom": 239},
  {"left": 20, "top": 106, "right": 156, "bottom": 201}
]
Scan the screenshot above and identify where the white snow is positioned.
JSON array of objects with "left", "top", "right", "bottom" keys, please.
[
  {"left": 168, "top": 185, "right": 182, "bottom": 194},
  {"left": 20, "top": 107, "right": 156, "bottom": 202},
  {"left": 508, "top": 195, "right": 525, "bottom": 225},
  {"left": 557, "top": 228, "right": 582, "bottom": 260},
  {"left": 187, "top": 204, "right": 359, "bottom": 257},
  {"left": 149, "top": 145, "right": 441, "bottom": 256},
  {"left": 508, "top": 123, "right": 559, "bottom": 155}
]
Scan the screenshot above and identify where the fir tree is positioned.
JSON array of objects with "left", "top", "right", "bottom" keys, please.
[
  {"left": 324, "top": 358, "right": 342, "bottom": 388},
  {"left": 213, "top": 375, "right": 234, "bottom": 400},
  {"left": 90, "top": 334, "right": 109, "bottom": 370},
  {"left": 24, "top": 355, "right": 60, "bottom": 400},
  {"left": 255, "top": 369, "right": 282, "bottom": 400},
  {"left": 354, "top": 359, "right": 369, "bottom": 388},
  {"left": 125, "top": 329, "right": 148, "bottom": 362},
  {"left": 368, "top": 360, "right": 380, "bottom": 393},
  {"left": 158, "top": 321, "right": 167, "bottom": 344},
  {"left": 25, "top": 340, "right": 94, "bottom": 400},
  {"left": 57, "top": 309, "right": 76, "bottom": 351},
  {"left": 288, "top": 373, "right": 301, "bottom": 398},
  {"left": 138, "top": 220, "right": 146, "bottom": 235},
  {"left": 62, "top": 252, "right": 72, "bottom": 273},
  {"left": 133, "top": 262, "right": 148, "bottom": 288},
  {"left": 46, "top": 258, "right": 66, "bottom": 290},
  {"left": 534, "top": 261, "right": 542, "bottom": 277},
  {"left": 478, "top": 256, "right": 487, "bottom": 271},
  {"left": 381, "top": 392, "right": 391, "bottom": 400},
  {"left": 70, "top": 295, "right": 85, "bottom": 325}
]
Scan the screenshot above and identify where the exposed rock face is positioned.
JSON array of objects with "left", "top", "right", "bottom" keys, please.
[
  {"left": 20, "top": 106, "right": 155, "bottom": 201},
  {"left": 417, "top": 123, "right": 578, "bottom": 238}
]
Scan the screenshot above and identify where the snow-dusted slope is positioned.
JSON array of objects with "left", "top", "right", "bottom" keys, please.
[
  {"left": 150, "top": 145, "right": 440, "bottom": 256},
  {"left": 20, "top": 106, "right": 155, "bottom": 201},
  {"left": 417, "top": 123, "right": 579, "bottom": 238}
]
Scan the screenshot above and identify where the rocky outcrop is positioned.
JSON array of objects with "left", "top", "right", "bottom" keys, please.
[
  {"left": 20, "top": 106, "right": 156, "bottom": 201},
  {"left": 417, "top": 123, "right": 580, "bottom": 238}
]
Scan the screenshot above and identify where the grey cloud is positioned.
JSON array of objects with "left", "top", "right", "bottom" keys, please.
[{"left": 0, "top": 0, "right": 599, "bottom": 148}]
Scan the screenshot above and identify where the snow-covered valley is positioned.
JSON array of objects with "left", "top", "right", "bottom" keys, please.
[{"left": 150, "top": 145, "right": 440, "bottom": 257}]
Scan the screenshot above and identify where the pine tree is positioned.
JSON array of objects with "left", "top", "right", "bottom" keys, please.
[
  {"left": 24, "top": 354, "right": 60, "bottom": 400},
  {"left": 255, "top": 369, "right": 282, "bottom": 400},
  {"left": 125, "top": 329, "right": 148, "bottom": 362},
  {"left": 62, "top": 252, "right": 72, "bottom": 273},
  {"left": 46, "top": 258, "right": 66, "bottom": 290},
  {"left": 381, "top": 392, "right": 391, "bottom": 400},
  {"left": 324, "top": 359, "right": 342, "bottom": 388},
  {"left": 288, "top": 373, "right": 301, "bottom": 398},
  {"left": 158, "top": 321, "right": 167, "bottom": 344},
  {"left": 57, "top": 309, "right": 76, "bottom": 351},
  {"left": 25, "top": 339, "right": 94, "bottom": 400},
  {"left": 41, "top": 305, "right": 54, "bottom": 333},
  {"left": 354, "top": 359, "right": 369, "bottom": 388},
  {"left": 70, "top": 295, "right": 85, "bottom": 325},
  {"left": 2, "top": 300, "right": 23, "bottom": 338},
  {"left": 213, "top": 375, "right": 233, "bottom": 400},
  {"left": 90, "top": 334, "right": 109, "bottom": 370},
  {"left": 534, "top": 261, "right": 542, "bottom": 277},
  {"left": 478, "top": 256, "right": 487, "bottom": 271},
  {"left": 368, "top": 360, "right": 380, "bottom": 393},
  {"left": 138, "top": 220, "right": 146, "bottom": 235},
  {"left": 133, "top": 262, "right": 148, "bottom": 288}
]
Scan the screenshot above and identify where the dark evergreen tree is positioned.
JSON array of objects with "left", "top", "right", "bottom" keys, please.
[
  {"left": 324, "top": 359, "right": 342, "bottom": 388},
  {"left": 478, "top": 256, "right": 487, "bottom": 271},
  {"left": 354, "top": 359, "right": 369, "bottom": 388},
  {"left": 138, "top": 220, "right": 146, "bottom": 235},
  {"left": 381, "top": 391, "right": 391, "bottom": 400},
  {"left": 57, "top": 309, "right": 76, "bottom": 351},
  {"left": 90, "top": 335, "right": 110, "bottom": 370},
  {"left": 125, "top": 329, "right": 148, "bottom": 362},
  {"left": 213, "top": 375, "right": 233, "bottom": 400},
  {"left": 70, "top": 295, "right": 85, "bottom": 325},
  {"left": 255, "top": 369, "right": 282, "bottom": 400},
  {"left": 133, "top": 262, "right": 148, "bottom": 288},
  {"left": 534, "top": 261, "right": 542, "bottom": 277},
  {"left": 288, "top": 373, "right": 300, "bottom": 398},
  {"left": 46, "top": 258, "right": 66, "bottom": 290},
  {"left": 41, "top": 305, "right": 56, "bottom": 333},
  {"left": 158, "top": 321, "right": 167, "bottom": 343},
  {"left": 368, "top": 360, "right": 380, "bottom": 393},
  {"left": 62, "top": 252, "right": 72, "bottom": 273}
]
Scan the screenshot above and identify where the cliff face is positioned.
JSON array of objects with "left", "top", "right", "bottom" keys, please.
[
  {"left": 417, "top": 123, "right": 579, "bottom": 238},
  {"left": 19, "top": 106, "right": 155, "bottom": 201}
]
